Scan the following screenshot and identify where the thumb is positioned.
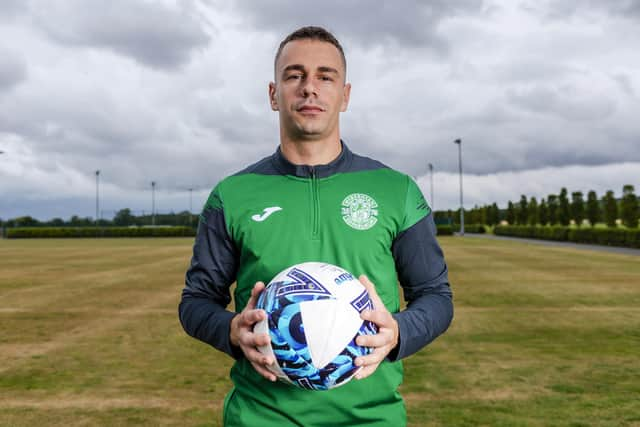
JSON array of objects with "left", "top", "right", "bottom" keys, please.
[
  {"left": 246, "top": 281, "right": 266, "bottom": 310},
  {"left": 358, "top": 274, "right": 384, "bottom": 311}
]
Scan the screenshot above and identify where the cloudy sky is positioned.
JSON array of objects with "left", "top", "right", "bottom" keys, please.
[{"left": 0, "top": 0, "right": 639, "bottom": 220}]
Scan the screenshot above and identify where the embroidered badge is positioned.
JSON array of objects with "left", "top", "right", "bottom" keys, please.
[{"left": 341, "top": 193, "right": 378, "bottom": 230}]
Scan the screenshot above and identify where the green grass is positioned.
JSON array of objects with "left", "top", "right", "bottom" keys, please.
[{"left": 0, "top": 237, "right": 638, "bottom": 426}]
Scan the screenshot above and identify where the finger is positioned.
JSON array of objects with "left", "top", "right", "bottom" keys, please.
[
  {"left": 242, "top": 344, "right": 275, "bottom": 366},
  {"left": 240, "top": 308, "right": 267, "bottom": 326},
  {"left": 253, "top": 332, "right": 271, "bottom": 348},
  {"left": 243, "top": 343, "right": 277, "bottom": 381},
  {"left": 250, "top": 361, "right": 277, "bottom": 382},
  {"left": 360, "top": 309, "right": 391, "bottom": 326},
  {"left": 355, "top": 350, "right": 386, "bottom": 368},
  {"left": 355, "top": 363, "right": 378, "bottom": 380},
  {"left": 356, "top": 331, "right": 391, "bottom": 348},
  {"left": 360, "top": 312, "right": 400, "bottom": 352},
  {"left": 239, "top": 330, "right": 271, "bottom": 350},
  {"left": 252, "top": 281, "right": 266, "bottom": 298},
  {"left": 246, "top": 281, "right": 266, "bottom": 310},
  {"left": 358, "top": 275, "right": 385, "bottom": 311},
  {"left": 240, "top": 330, "right": 271, "bottom": 348}
]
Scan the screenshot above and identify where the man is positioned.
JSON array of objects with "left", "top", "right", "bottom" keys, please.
[{"left": 179, "top": 26, "right": 453, "bottom": 426}]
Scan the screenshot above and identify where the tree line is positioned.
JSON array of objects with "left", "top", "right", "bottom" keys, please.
[
  {"left": 0, "top": 209, "right": 197, "bottom": 229},
  {"left": 434, "top": 185, "right": 639, "bottom": 228}
]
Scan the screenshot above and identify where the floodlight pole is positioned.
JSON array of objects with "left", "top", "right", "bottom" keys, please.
[
  {"left": 428, "top": 163, "right": 434, "bottom": 211},
  {"left": 95, "top": 170, "right": 100, "bottom": 226},
  {"left": 454, "top": 138, "right": 464, "bottom": 235},
  {"left": 188, "top": 188, "right": 193, "bottom": 226},
  {"left": 151, "top": 181, "right": 156, "bottom": 226}
]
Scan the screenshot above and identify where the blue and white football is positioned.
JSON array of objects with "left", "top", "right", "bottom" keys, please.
[{"left": 254, "top": 262, "right": 377, "bottom": 391}]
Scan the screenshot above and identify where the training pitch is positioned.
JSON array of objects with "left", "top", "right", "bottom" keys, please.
[{"left": 0, "top": 237, "right": 638, "bottom": 426}]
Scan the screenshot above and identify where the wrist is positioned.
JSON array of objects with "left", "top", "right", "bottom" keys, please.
[
  {"left": 229, "top": 313, "right": 240, "bottom": 347},
  {"left": 392, "top": 317, "right": 400, "bottom": 348},
  {"left": 386, "top": 314, "right": 402, "bottom": 362}
]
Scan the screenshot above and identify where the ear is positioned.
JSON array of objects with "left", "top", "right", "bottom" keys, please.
[
  {"left": 340, "top": 82, "right": 351, "bottom": 112},
  {"left": 268, "top": 82, "right": 279, "bottom": 111}
]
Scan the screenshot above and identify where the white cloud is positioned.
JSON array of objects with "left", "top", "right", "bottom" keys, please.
[{"left": 31, "top": 0, "right": 211, "bottom": 70}]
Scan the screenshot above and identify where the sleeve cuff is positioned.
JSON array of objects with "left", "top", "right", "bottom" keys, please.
[
  {"left": 387, "top": 312, "right": 407, "bottom": 362},
  {"left": 215, "top": 310, "right": 244, "bottom": 359}
]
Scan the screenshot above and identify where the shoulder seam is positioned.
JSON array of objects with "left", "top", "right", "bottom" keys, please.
[{"left": 231, "top": 154, "right": 276, "bottom": 177}]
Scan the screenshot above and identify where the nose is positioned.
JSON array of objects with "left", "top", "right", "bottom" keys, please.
[{"left": 300, "top": 78, "right": 317, "bottom": 97}]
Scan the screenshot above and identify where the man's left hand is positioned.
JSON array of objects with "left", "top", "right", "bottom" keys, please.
[{"left": 354, "top": 274, "right": 399, "bottom": 380}]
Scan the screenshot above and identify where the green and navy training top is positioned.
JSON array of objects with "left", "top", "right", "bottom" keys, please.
[{"left": 179, "top": 141, "right": 453, "bottom": 427}]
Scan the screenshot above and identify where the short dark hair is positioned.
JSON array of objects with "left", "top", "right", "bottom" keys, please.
[{"left": 274, "top": 26, "right": 346, "bottom": 78}]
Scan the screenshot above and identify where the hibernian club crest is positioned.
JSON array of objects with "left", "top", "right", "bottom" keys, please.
[{"left": 341, "top": 193, "right": 378, "bottom": 230}]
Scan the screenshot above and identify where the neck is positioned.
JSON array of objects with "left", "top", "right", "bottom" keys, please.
[{"left": 279, "top": 133, "right": 342, "bottom": 166}]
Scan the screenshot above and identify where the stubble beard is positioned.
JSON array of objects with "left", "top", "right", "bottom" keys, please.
[{"left": 284, "top": 113, "right": 327, "bottom": 141}]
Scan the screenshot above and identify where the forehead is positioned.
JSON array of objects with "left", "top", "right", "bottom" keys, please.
[{"left": 276, "top": 39, "right": 344, "bottom": 74}]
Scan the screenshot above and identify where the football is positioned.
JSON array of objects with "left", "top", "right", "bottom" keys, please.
[{"left": 254, "top": 262, "right": 378, "bottom": 391}]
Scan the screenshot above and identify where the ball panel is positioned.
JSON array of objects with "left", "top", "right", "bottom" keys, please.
[
  {"left": 318, "top": 320, "right": 378, "bottom": 389},
  {"left": 269, "top": 324, "right": 317, "bottom": 385},
  {"left": 319, "top": 351, "right": 361, "bottom": 389},
  {"left": 300, "top": 298, "right": 364, "bottom": 369}
]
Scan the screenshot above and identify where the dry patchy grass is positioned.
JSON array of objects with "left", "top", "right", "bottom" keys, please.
[{"left": 0, "top": 237, "right": 638, "bottom": 426}]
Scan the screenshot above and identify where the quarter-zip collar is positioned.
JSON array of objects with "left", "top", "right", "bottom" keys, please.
[{"left": 271, "top": 140, "right": 354, "bottom": 178}]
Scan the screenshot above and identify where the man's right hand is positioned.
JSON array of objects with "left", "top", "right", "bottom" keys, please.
[{"left": 229, "top": 281, "right": 277, "bottom": 382}]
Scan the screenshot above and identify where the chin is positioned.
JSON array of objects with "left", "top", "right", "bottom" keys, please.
[
  {"left": 295, "top": 124, "right": 325, "bottom": 138},
  {"left": 296, "top": 132, "right": 324, "bottom": 141}
]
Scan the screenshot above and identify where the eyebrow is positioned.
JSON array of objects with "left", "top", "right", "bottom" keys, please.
[
  {"left": 282, "top": 64, "right": 340, "bottom": 76},
  {"left": 317, "top": 66, "right": 339, "bottom": 75}
]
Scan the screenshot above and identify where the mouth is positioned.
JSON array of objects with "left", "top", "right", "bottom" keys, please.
[{"left": 297, "top": 105, "right": 324, "bottom": 114}]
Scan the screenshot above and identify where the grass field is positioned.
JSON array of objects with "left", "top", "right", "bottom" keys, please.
[{"left": 1, "top": 237, "right": 639, "bottom": 426}]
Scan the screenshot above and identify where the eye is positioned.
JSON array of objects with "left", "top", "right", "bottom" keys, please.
[
  {"left": 320, "top": 76, "right": 333, "bottom": 81},
  {"left": 286, "top": 74, "right": 302, "bottom": 80}
]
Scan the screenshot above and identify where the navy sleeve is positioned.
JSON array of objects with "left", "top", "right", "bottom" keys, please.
[
  {"left": 389, "top": 213, "right": 454, "bottom": 361},
  {"left": 178, "top": 201, "right": 242, "bottom": 359}
]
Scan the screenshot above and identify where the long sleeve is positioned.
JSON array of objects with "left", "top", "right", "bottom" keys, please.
[
  {"left": 178, "top": 186, "right": 241, "bottom": 358},
  {"left": 389, "top": 213, "right": 453, "bottom": 360},
  {"left": 387, "top": 177, "right": 453, "bottom": 361}
]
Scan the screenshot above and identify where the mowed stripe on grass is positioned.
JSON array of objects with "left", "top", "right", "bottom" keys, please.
[{"left": 1, "top": 237, "right": 639, "bottom": 426}]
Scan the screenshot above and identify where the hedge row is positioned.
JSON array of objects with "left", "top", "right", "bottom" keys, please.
[
  {"left": 435, "top": 224, "right": 486, "bottom": 234},
  {"left": 494, "top": 225, "right": 569, "bottom": 241},
  {"left": 5, "top": 226, "right": 196, "bottom": 239},
  {"left": 436, "top": 225, "right": 453, "bottom": 235},
  {"left": 463, "top": 224, "right": 487, "bottom": 234},
  {"left": 494, "top": 225, "right": 640, "bottom": 248}
]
